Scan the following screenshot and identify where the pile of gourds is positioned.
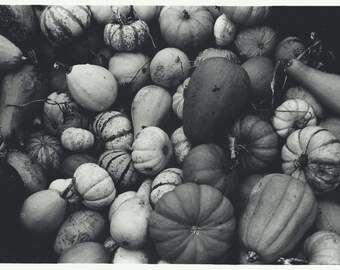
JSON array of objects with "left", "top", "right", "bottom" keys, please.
[{"left": 1, "top": 5, "right": 340, "bottom": 264}]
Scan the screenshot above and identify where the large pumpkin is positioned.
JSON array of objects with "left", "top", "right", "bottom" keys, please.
[
  {"left": 239, "top": 173, "right": 317, "bottom": 263},
  {"left": 222, "top": 6, "right": 271, "bottom": 26},
  {"left": 281, "top": 126, "right": 340, "bottom": 193},
  {"left": 148, "top": 183, "right": 236, "bottom": 264},
  {"left": 227, "top": 114, "right": 280, "bottom": 174},
  {"left": 183, "top": 57, "right": 250, "bottom": 145},
  {"left": 158, "top": 6, "right": 214, "bottom": 51}
]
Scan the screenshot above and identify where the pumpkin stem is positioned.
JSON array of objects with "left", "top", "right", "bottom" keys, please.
[
  {"left": 294, "top": 154, "right": 308, "bottom": 169},
  {"left": 61, "top": 177, "right": 75, "bottom": 200},
  {"left": 246, "top": 251, "right": 260, "bottom": 263},
  {"left": 125, "top": 145, "right": 133, "bottom": 153},
  {"left": 54, "top": 62, "right": 72, "bottom": 74},
  {"left": 182, "top": 9, "right": 190, "bottom": 19},
  {"left": 277, "top": 257, "right": 308, "bottom": 265},
  {"left": 229, "top": 136, "right": 239, "bottom": 170}
]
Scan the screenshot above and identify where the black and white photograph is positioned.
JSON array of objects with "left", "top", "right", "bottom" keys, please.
[{"left": 1, "top": 3, "right": 340, "bottom": 266}]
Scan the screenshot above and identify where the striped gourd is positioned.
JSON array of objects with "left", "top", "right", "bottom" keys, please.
[
  {"left": 40, "top": 6, "right": 92, "bottom": 46},
  {"left": 24, "top": 134, "right": 63, "bottom": 171},
  {"left": 103, "top": 19, "right": 149, "bottom": 52},
  {"left": 150, "top": 168, "right": 183, "bottom": 207},
  {"left": 172, "top": 77, "right": 190, "bottom": 121},
  {"left": 98, "top": 149, "right": 141, "bottom": 191},
  {"left": 170, "top": 126, "right": 192, "bottom": 165},
  {"left": 92, "top": 111, "right": 133, "bottom": 151}
]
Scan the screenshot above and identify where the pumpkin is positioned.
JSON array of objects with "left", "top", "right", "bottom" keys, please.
[
  {"left": 194, "top": 47, "right": 239, "bottom": 67},
  {"left": 108, "top": 191, "right": 137, "bottom": 220},
  {"left": 170, "top": 126, "right": 192, "bottom": 165},
  {"left": 214, "top": 14, "right": 237, "bottom": 47},
  {"left": 89, "top": 6, "right": 116, "bottom": 25},
  {"left": 235, "top": 25, "right": 279, "bottom": 60},
  {"left": 40, "top": 6, "right": 92, "bottom": 46},
  {"left": 222, "top": 6, "right": 271, "bottom": 26},
  {"left": 314, "top": 199, "right": 340, "bottom": 235},
  {"left": 183, "top": 57, "right": 250, "bottom": 145},
  {"left": 206, "top": 6, "right": 224, "bottom": 19},
  {"left": 132, "top": 6, "right": 161, "bottom": 22},
  {"left": 60, "top": 153, "right": 97, "bottom": 178},
  {"left": 272, "top": 99, "right": 317, "bottom": 138},
  {"left": 239, "top": 173, "right": 317, "bottom": 263},
  {"left": 148, "top": 182, "right": 236, "bottom": 264},
  {"left": 43, "top": 91, "right": 90, "bottom": 136},
  {"left": 110, "top": 6, "right": 133, "bottom": 22},
  {"left": 158, "top": 6, "right": 214, "bottom": 51},
  {"left": 227, "top": 114, "right": 279, "bottom": 174},
  {"left": 150, "top": 47, "right": 191, "bottom": 89},
  {"left": 49, "top": 178, "right": 73, "bottom": 200},
  {"left": 281, "top": 126, "right": 340, "bottom": 193},
  {"left": 150, "top": 168, "right": 183, "bottom": 206},
  {"left": 172, "top": 77, "right": 190, "bottom": 120},
  {"left": 183, "top": 144, "right": 238, "bottom": 196},
  {"left": 70, "top": 163, "right": 116, "bottom": 209},
  {"left": 131, "top": 126, "right": 173, "bottom": 175},
  {"left": 103, "top": 19, "right": 150, "bottom": 52},
  {"left": 61, "top": 127, "right": 95, "bottom": 152},
  {"left": 275, "top": 37, "right": 306, "bottom": 61},
  {"left": 319, "top": 117, "right": 340, "bottom": 141},
  {"left": 92, "top": 111, "right": 133, "bottom": 151},
  {"left": 108, "top": 52, "right": 151, "bottom": 94},
  {"left": 98, "top": 149, "right": 141, "bottom": 191},
  {"left": 304, "top": 231, "right": 340, "bottom": 264},
  {"left": 24, "top": 134, "right": 63, "bottom": 172}
]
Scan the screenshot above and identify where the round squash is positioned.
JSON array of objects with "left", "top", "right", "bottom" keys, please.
[
  {"left": 275, "top": 37, "right": 306, "bottom": 62},
  {"left": 281, "top": 126, "right": 340, "bottom": 193},
  {"left": 60, "top": 153, "right": 97, "bottom": 178},
  {"left": 206, "top": 6, "right": 224, "bottom": 19},
  {"left": 214, "top": 14, "right": 237, "bottom": 47},
  {"left": 61, "top": 127, "right": 95, "bottom": 152},
  {"left": 222, "top": 6, "right": 271, "bottom": 26},
  {"left": 239, "top": 173, "right": 317, "bottom": 263},
  {"left": 194, "top": 47, "right": 239, "bottom": 67},
  {"left": 108, "top": 191, "right": 137, "bottom": 220},
  {"left": 132, "top": 6, "right": 161, "bottom": 22},
  {"left": 319, "top": 117, "right": 340, "bottom": 141},
  {"left": 148, "top": 182, "right": 236, "bottom": 264},
  {"left": 170, "top": 126, "right": 192, "bottom": 165},
  {"left": 172, "top": 77, "right": 190, "bottom": 120},
  {"left": 89, "top": 6, "right": 116, "bottom": 25}
]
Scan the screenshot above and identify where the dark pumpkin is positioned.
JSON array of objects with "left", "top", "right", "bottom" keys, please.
[
  {"left": 183, "top": 57, "right": 250, "bottom": 145},
  {"left": 60, "top": 153, "right": 97, "bottom": 178}
]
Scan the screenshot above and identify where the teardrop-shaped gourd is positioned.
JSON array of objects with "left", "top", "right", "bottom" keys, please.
[
  {"left": 55, "top": 62, "right": 118, "bottom": 112},
  {"left": 172, "top": 77, "right": 190, "bottom": 120},
  {"left": 20, "top": 189, "right": 67, "bottom": 234},
  {"left": 214, "top": 14, "right": 237, "bottom": 47},
  {"left": 170, "top": 126, "right": 192, "bottom": 165},
  {"left": 131, "top": 85, "right": 172, "bottom": 139},
  {"left": 61, "top": 127, "right": 95, "bottom": 152},
  {"left": 0, "top": 34, "right": 26, "bottom": 71}
]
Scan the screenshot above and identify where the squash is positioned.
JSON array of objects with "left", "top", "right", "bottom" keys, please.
[
  {"left": 304, "top": 231, "right": 340, "bottom": 264},
  {"left": 20, "top": 189, "right": 67, "bottom": 234},
  {"left": 284, "top": 58, "right": 340, "bottom": 116},
  {"left": 172, "top": 77, "right": 190, "bottom": 120},
  {"left": 183, "top": 57, "right": 250, "bottom": 145},
  {"left": 49, "top": 178, "right": 73, "bottom": 199},
  {"left": 108, "top": 52, "right": 151, "bottom": 94},
  {"left": 54, "top": 209, "right": 107, "bottom": 256},
  {"left": 227, "top": 114, "right": 279, "bottom": 174},
  {"left": 150, "top": 168, "right": 183, "bottom": 206},
  {"left": 272, "top": 99, "right": 317, "bottom": 138},
  {"left": 113, "top": 247, "right": 150, "bottom": 264},
  {"left": 60, "top": 153, "right": 97, "bottom": 178},
  {"left": 150, "top": 47, "right": 191, "bottom": 89},
  {"left": 92, "top": 47, "right": 115, "bottom": 69},
  {"left": 131, "top": 85, "right": 172, "bottom": 139},
  {"left": 58, "top": 242, "right": 111, "bottom": 263},
  {"left": 319, "top": 117, "right": 340, "bottom": 141},
  {"left": 281, "top": 126, "right": 340, "bottom": 193},
  {"left": 110, "top": 6, "right": 132, "bottom": 22},
  {"left": 43, "top": 91, "right": 90, "bottom": 137},
  {"left": 98, "top": 149, "right": 141, "bottom": 191},
  {"left": 103, "top": 236, "right": 119, "bottom": 255},
  {"left": 103, "top": 19, "right": 150, "bottom": 52},
  {"left": 89, "top": 6, "right": 116, "bottom": 25},
  {"left": 40, "top": 6, "right": 92, "bottom": 46},
  {"left": 0, "top": 34, "right": 26, "bottom": 71},
  {"left": 131, "top": 126, "right": 173, "bottom": 175},
  {"left": 239, "top": 173, "right": 317, "bottom": 263},
  {"left": 222, "top": 6, "right": 271, "bottom": 26},
  {"left": 314, "top": 200, "right": 340, "bottom": 235},
  {"left": 214, "top": 14, "right": 237, "bottom": 47},
  {"left": 92, "top": 111, "right": 133, "bottom": 151},
  {"left": 61, "top": 127, "right": 95, "bottom": 152},
  {"left": 24, "top": 134, "right": 63, "bottom": 171},
  {"left": 194, "top": 47, "right": 239, "bottom": 67},
  {"left": 148, "top": 182, "right": 236, "bottom": 264},
  {"left": 275, "top": 37, "right": 306, "bottom": 61},
  {"left": 108, "top": 191, "right": 137, "bottom": 220},
  {"left": 132, "top": 6, "right": 161, "bottom": 22},
  {"left": 170, "top": 126, "right": 192, "bottom": 165},
  {"left": 183, "top": 144, "right": 238, "bottom": 196},
  {"left": 158, "top": 6, "right": 214, "bottom": 51},
  {"left": 235, "top": 25, "right": 279, "bottom": 60},
  {"left": 206, "top": 6, "right": 224, "bottom": 19}
]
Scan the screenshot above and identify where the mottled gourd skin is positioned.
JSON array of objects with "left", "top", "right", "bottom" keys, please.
[
  {"left": 222, "top": 6, "right": 271, "bottom": 26},
  {"left": 183, "top": 57, "right": 250, "bottom": 146}
]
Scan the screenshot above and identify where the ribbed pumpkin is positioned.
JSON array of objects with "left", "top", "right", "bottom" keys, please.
[
  {"left": 170, "top": 126, "right": 192, "bottom": 165},
  {"left": 40, "top": 6, "right": 92, "bottom": 46},
  {"left": 24, "top": 134, "right": 63, "bottom": 172},
  {"left": 227, "top": 114, "right": 279, "bottom": 174},
  {"left": 148, "top": 182, "right": 236, "bottom": 264},
  {"left": 194, "top": 47, "right": 239, "bottom": 67},
  {"left": 172, "top": 77, "right": 190, "bottom": 120},
  {"left": 214, "top": 14, "right": 237, "bottom": 47},
  {"left": 98, "top": 149, "right": 141, "bottom": 191},
  {"left": 272, "top": 99, "right": 317, "bottom": 138},
  {"left": 281, "top": 126, "right": 340, "bottom": 193},
  {"left": 158, "top": 6, "right": 214, "bottom": 51},
  {"left": 183, "top": 57, "right": 250, "bottom": 145},
  {"left": 183, "top": 144, "right": 238, "bottom": 196},
  {"left": 131, "top": 126, "right": 173, "bottom": 175},
  {"left": 92, "top": 111, "right": 133, "bottom": 151},
  {"left": 222, "top": 6, "right": 271, "bottom": 26},
  {"left": 239, "top": 173, "right": 317, "bottom": 263},
  {"left": 104, "top": 19, "right": 149, "bottom": 52},
  {"left": 61, "top": 127, "right": 95, "bottom": 152}
]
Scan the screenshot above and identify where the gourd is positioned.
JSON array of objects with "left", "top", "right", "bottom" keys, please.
[
  {"left": 284, "top": 58, "right": 340, "bottom": 116},
  {"left": 170, "top": 126, "right": 192, "bottom": 165},
  {"left": 108, "top": 191, "right": 137, "bottom": 220},
  {"left": 158, "top": 6, "right": 214, "bottom": 51},
  {"left": 275, "top": 37, "right": 306, "bottom": 61},
  {"left": 0, "top": 35, "right": 26, "bottom": 71},
  {"left": 49, "top": 178, "right": 73, "bottom": 200},
  {"left": 61, "top": 127, "right": 95, "bottom": 152},
  {"left": 206, "top": 6, "right": 224, "bottom": 19},
  {"left": 314, "top": 200, "right": 340, "bottom": 235},
  {"left": 132, "top": 6, "right": 161, "bottom": 22},
  {"left": 183, "top": 57, "right": 250, "bottom": 145},
  {"left": 239, "top": 173, "right": 317, "bottom": 263},
  {"left": 148, "top": 182, "right": 236, "bottom": 264},
  {"left": 92, "top": 111, "right": 133, "bottom": 151},
  {"left": 60, "top": 153, "right": 97, "bottom": 178},
  {"left": 319, "top": 117, "right": 340, "bottom": 140},
  {"left": 214, "top": 14, "right": 237, "bottom": 47},
  {"left": 113, "top": 247, "right": 150, "bottom": 264},
  {"left": 222, "top": 6, "right": 271, "bottom": 26},
  {"left": 131, "top": 126, "right": 173, "bottom": 175},
  {"left": 281, "top": 126, "right": 340, "bottom": 193},
  {"left": 172, "top": 77, "right": 190, "bottom": 120},
  {"left": 194, "top": 47, "right": 239, "bottom": 67},
  {"left": 89, "top": 6, "right": 116, "bottom": 25}
]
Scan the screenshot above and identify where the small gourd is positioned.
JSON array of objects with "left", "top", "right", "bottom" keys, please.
[
  {"left": 170, "top": 126, "right": 192, "bottom": 165},
  {"left": 61, "top": 127, "right": 95, "bottom": 152},
  {"left": 172, "top": 77, "right": 190, "bottom": 120},
  {"left": 214, "top": 14, "right": 237, "bottom": 47}
]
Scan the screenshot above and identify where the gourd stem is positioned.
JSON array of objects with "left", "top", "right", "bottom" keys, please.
[
  {"left": 228, "top": 136, "right": 239, "bottom": 170},
  {"left": 182, "top": 10, "right": 190, "bottom": 19},
  {"left": 20, "top": 55, "right": 28, "bottom": 61},
  {"left": 246, "top": 251, "right": 260, "bottom": 263},
  {"left": 54, "top": 62, "right": 72, "bottom": 74},
  {"left": 61, "top": 177, "right": 75, "bottom": 199},
  {"left": 125, "top": 145, "right": 133, "bottom": 153}
]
